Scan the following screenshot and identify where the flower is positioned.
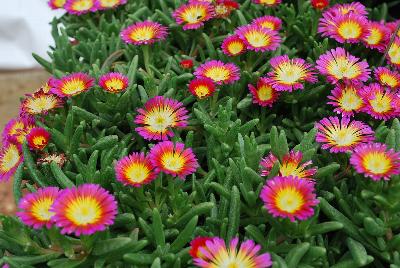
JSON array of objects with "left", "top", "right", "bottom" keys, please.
[
  {"left": 374, "top": 67, "right": 400, "bottom": 90},
  {"left": 360, "top": 83, "right": 399, "bottom": 121},
  {"left": 180, "top": 59, "right": 194, "bottom": 69},
  {"left": 189, "top": 237, "right": 212, "bottom": 258},
  {"left": 149, "top": 141, "right": 198, "bottom": 179},
  {"left": 193, "top": 237, "right": 272, "bottom": 268},
  {"left": 48, "top": 0, "right": 66, "bottom": 9},
  {"left": 50, "top": 73, "right": 95, "bottom": 97},
  {"left": 0, "top": 143, "right": 23, "bottom": 182},
  {"left": 252, "top": 16, "right": 282, "bottom": 31},
  {"left": 64, "top": 0, "right": 98, "bottom": 15},
  {"left": 50, "top": 184, "right": 118, "bottom": 236},
  {"left": 252, "top": 0, "right": 281, "bottom": 7},
  {"left": 16, "top": 187, "right": 59, "bottom": 229},
  {"left": 235, "top": 25, "right": 281, "bottom": 52},
  {"left": 20, "top": 89, "right": 64, "bottom": 115},
  {"left": 265, "top": 55, "right": 317, "bottom": 92},
  {"left": 260, "top": 150, "right": 317, "bottom": 180},
  {"left": 134, "top": 96, "right": 189, "bottom": 140},
  {"left": 96, "top": 0, "right": 127, "bottom": 9},
  {"left": 325, "top": 2, "right": 367, "bottom": 17},
  {"left": 327, "top": 83, "right": 365, "bottom": 117},
  {"left": 214, "top": 0, "right": 239, "bottom": 18},
  {"left": 2, "top": 117, "right": 36, "bottom": 145},
  {"left": 248, "top": 77, "right": 279, "bottom": 107},
  {"left": 120, "top": 21, "right": 168, "bottom": 45},
  {"left": 189, "top": 78, "right": 216, "bottom": 99},
  {"left": 26, "top": 128, "right": 51, "bottom": 150},
  {"left": 260, "top": 176, "right": 319, "bottom": 221},
  {"left": 115, "top": 152, "right": 157, "bottom": 187},
  {"left": 318, "top": 13, "right": 369, "bottom": 44},
  {"left": 316, "top": 47, "right": 370, "bottom": 84},
  {"left": 350, "top": 143, "right": 400, "bottom": 181},
  {"left": 98, "top": 72, "right": 129, "bottom": 93},
  {"left": 315, "top": 116, "right": 375, "bottom": 153},
  {"left": 37, "top": 153, "right": 67, "bottom": 168},
  {"left": 387, "top": 37, "right": 400, "bottom": 69},
  {"left": 311, "top": 0, "right": 329, "bottom": 10},
  {"left": 362, "top": 21, "right": 389, "bottom": 52},
  {"left": 172, "top": 2, "right": 215, "bottom": 30},
  {"left": 387, "top": 21, "right": 400, "bottom": 38},
  {"left": 194, "top": 60, "right": 240, "bottom": 85},
  {"left": 221, "top": 35, "right": 247, "bottom": 56}
]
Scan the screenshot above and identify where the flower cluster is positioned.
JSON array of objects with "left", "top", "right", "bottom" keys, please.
[{"left": 48, "top": 0, "right": 127, "bottom": 15}]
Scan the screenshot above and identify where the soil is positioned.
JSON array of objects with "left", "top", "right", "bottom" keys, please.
[{"left": 0, "top": 69, "right": 49, "bottom": 215}]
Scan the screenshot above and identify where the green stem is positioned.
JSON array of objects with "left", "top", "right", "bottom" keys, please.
[
  {"left": 210, "top": 90, "right": 220, "bottom": 115},
  {"left": 142, "top": 45, "right": 153, "bottom": 78}
]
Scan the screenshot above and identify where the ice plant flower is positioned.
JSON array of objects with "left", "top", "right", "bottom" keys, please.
[
  {"left": 194, "top": 60, "right": 240, "bottom": 85},
  {"left": 260, "top": 176, "right": 319, "bottom": 222},
  {"left": 311, "top": 0, "right": 329, "bottom": 10},
  {"left": 20, "top": 89, "right": 64, "bottom": 115},
  {"left": 265, "top": 55, "right": 317, "bottom": 92},
  {"left": 248, "top": 77, "right": 279, "bottom": 107},
  {"left": 16, "top": 187, "right": 59, "bottom": 229},
  {"left": 318, "top": 13, "right": 369, "bottom": 44},
  {"left": 48, "top": 0, "right": 66, "bottom": 9},
  {"left": 316, "top": 47, "right": 370, "bottom": 84},
  {"left": 235, "top": 25, "right": 281, "bottom": 52},
  {"left": 172, "top": 2, "right": 215, "bottom": 30},
  {"left": 0, "top": 143, "right": 23, "bottom": 182},
  {"left": 26, "top": 128, "right": 51, "bottom": 151},
  {"left": 252, "top": 0, "right": 281, "bottom": 7},
  {"left": 115, "top": 152, "right": 157, "bottom": 187},
  {"left": 96, "top": 0, "right": 127, "bottom": 9},
  {"left": 387, "top": 37, "right": 400, "bottom": 69},
  {"left": 149, "top": 141, "right": 198, "bottom": 179},
  {"left": 360, "top": 83, "right": 399, "bottom": 120},
  {"left": 2, "top": 117, "right": 36, "bottom": 145},
  {"left": 362, "top": 21, "right": 389, "bottom": 52},
  {"left": 64, "top": 0, "right": 97, "bottom": 15},
  {"left": 189, "top": 237, "right": 212, "bottom": 258},
  {"left": 193, "top": 237, "right": 272, "bottom": 268},
  {"left": 252, "top": 16, "right": 282, "bottom": 31},
  {"left": 214, "top": 0, "right": 239, "bottom": 18},
  {"left": 374, "top": 67, "right": 400, "bottom": 90},
  {"left": 315, "top": 116, "right": 375, "bottom": 153},
  {"left": 260, "top": 150, "right": 317, "bottom": 180},
  {"left": 325, "top": 2, "right": 367, "bottom": 17},
  {"left": 180, "top": 59, "right": 194, "bottom": 69},
  {"left": 120, "top": 21, "right": 168, "bottom": 45},
  {"left": 37, "top": 153, "right": 67, "bottom": 168},
  {"left": 134, "top": 96, "right": 189, "bottom": 140},
  {"left": 189, "top": 78, "right": 216, "bottom": 99},
  {"left": 98, "top": 72, "right": 129, "bottom": 93},
  {"left": 50, "top": 73, "right": 95, "bottom": 97},
  {"left": 221, "top": 35, "right": 247, "bottom": 56},
  {"left": 50, "top": 184, "right": 118, "bottom": 236},
  {"left": 327, "top": 83, "right": 365, "bottom": 117},
  {"left": 350, "top": 143, "right": 400, "bottom": 181}
]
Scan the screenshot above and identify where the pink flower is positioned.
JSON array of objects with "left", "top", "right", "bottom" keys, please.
[
  {"left": 194, "top": 60, "right": 240, "bottom": 85},
  {"left": 172, "top": 2, "right": 215, "bottom": 30},
  {"left": 98, "top": 72, "right": 129, "bottom": 93},
  {"left": 252, "top": 16, "right": 282, "bottom": 31},
  {"left": 120, "top": 21, "right": 168, "bottom": 45},
  {"left": 221, "top": 35, "right": 247, "bottom": 56},
  {"left": 248, "top": 77, "right": 279, "bottom": 107},
  {"left": 64, "top": 0, "right": 98, "bottom": 15},
  {"left": 327, "top": 83, "right": 365, "bottom": 117},
  {"left": 235, "top": 25, "right": 281, "bottom": 52}
]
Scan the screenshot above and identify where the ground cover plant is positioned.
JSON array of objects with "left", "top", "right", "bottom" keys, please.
[{"left": 0, "top": 0, "right": 400, "bottom": 267}]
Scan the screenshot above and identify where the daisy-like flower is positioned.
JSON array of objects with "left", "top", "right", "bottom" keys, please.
[
  {"left": 265, "top": 55, "right": 317, "bottom": 92},
  {"left": 50, "top": 184, "right": 117, "bottom": 236},
  {"left": 172, "top": 2, "right": 215, "bottom": 30},
  {"left": 189, "top": 237, "right": 212, "bottom": 258},
  {"left": 48, "top": 0, "right": 66, "bottom": 9},
  {"left": 318, "top": 13, "right": 369, "bottom": 44},
  {"left": 362, "top": 21, "right": 389, "bottom": 52},
  {"left": 189, "top": 78, "right": 216, "bottom": 99},
  {"left": 120, "top": 21, "right": 168, "bottom": 45},
  {"left": 193, "top": 237, "right": 272, "bottom": 268},
  {"left": 387, "top": 37, "right": 400, "bottom": 69},
  {"left": 311, "top": 0, "right": 329, "bottom": 10},
  {"left": 327, "top": 83, "right": 365, "bottom": 117},
  {"left": 350, "top": 143, "right": 400, "bottom": 181},
  {"left": 374, "top": 67, "right": 400, "bottom": 90},
  {"left": 16, "top": 187, "right": 59, "bottom": 229},
  {"left": 98, "top": 72, "right": 129, "bottom": 93},
  {"left": 260, "top": 150, "right": 317, "bottom": 180},
  {"left": 260, "top": 176, "right": 319, "bottom": 222},
  {"left": 2, "top": 117, "right": 36, "bottom": 145},
  {"left": 235, "top": 25, "right": 281, "bottom": 52},
  {"left": 0, "top": 143, "right": 23, "bottom": 182},
  {"left": 134, "top": 96, "right": 189, "bottom": 141},
  {"left": 360, "top": 83, "right": 399, "bottom": 121},
  {"left": 149, "top": 141, "right": 198, "bottom": 179},
  {"left": 50, "top": 73, "right": 95, "bottom": 97},
  {"left": 194, "top": 60, "right": 240, "bottom": 85},
  {"left": 20, "top": 89, "right": 64, "bottom": 116},
  {"left": 316, "top": 47, "right": 370, "bottom": 84},
  {"left": 96, "top": 0, "right": 127, "bottom": 9},
  {"left": 114, "top": 152, "right": 157, "bottom": 187},
  {"left": 248, "top": 77, "right": 279, "bottom": 107},
  {"left": 315, "top": 116, "right": 375, "bottom": 153},
  {"left": 26, "top": 127, "right": 51, "bottom": 151},
  {"left": 221, "top": 35, "right": 247, "bottom": 56},
  {"left": 180, "top": 59, "right": 194, "bottom": 69},
  {"left": 64, "top": 0, "right": 97, "bottom": 15},
  {"left": 325, "top": 2, "right": 367, "bottom": 17},
  {"left": 252, "top": 0, "right": 281, "bottom": 7},
  {"left": 252, "top": 16, "right": 282, "bottom": 31},
  {"left": 214, "top": 0, "right": 239, "bottom": 18},
  {"left": 37, "top": 153, "right": 67, "bottom": 168}
]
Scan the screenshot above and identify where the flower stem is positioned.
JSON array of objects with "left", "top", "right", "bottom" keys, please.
[{"left": 142, "top": 45, "right": 153, "bottom": 78}]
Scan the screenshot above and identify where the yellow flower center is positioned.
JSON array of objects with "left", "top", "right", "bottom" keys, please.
[
  {"left": 365, "top": 28, "right": 382, "bottom": 45},
  {"left": 105, "top": 79, "right": 124, "bottom": 92},
  {"left": 331, "top": 128, "right": 358, "bottom": 146},
  {"left": 33, "top": 136, "right": 47, "bottom": 147},
  {"left": 66, "top": 197, "right": 101, "bottom": 225},
  {"left": 161, "top": 152, "right": 185, "bottom": 172},
  {"left": 380, "top": 73, "right": 398, "bottom": 88},
  {"left": 144, "top": 108, "right": 176, "bottom": 133},
  {"left": 339, "top": 88, "right": 363, "bottom": 111},
  {"left": 260, "top": 0, "right": 277, "bottom": 4},
  {"left": 362, "top": 152, "right": 392, "bottom": 175},
  {"left": 62, "top": 80, "right": 86, "bottom": 95},
  {"left": 72, "top": 0, "right": 93, "bottom": 11},
  {"left": 227, "top": 42, "right": 244, "bottom": 55},
  {"left": 388, "top": 44, "right": 400, "bottom": 64},
  {"left": 327, "top": 57, "right": 361, "bottom": 80},
  {"left": 99, "top": 0, "right": 119, "bottom": 7},
  {"left": 130, "top": 27, "right": 155, "bottom": 42},
  {"left": 32, "top": 197, "right": 55, "bottom": 221},
  {"left": 215, "top": 5, "right": 229, "bottom": 16},
  {"left": 205, "top": 67, "right": 230, "bottom": 82},
  {"left": 275, "top": 188, "right": 304, "bottom": 213},
  {"left": 54, "top": 0, "right": 66, "bottom": 8},
  {"left": 182, "top": 6, "right": 206, "bottom": 23},
  {"left": 257, "top": 84, "right": 273, "bottom": 101},
  {"left": 275, "top": 63, "right": 305, "bottom": 84},
  {"left": 260, "top": 21, "right": 276, "bottom": 30},
  {"left": 8, "top": 122, "right": 25, "bottom": 136},
  {"left": 125, "top": 163, "right": 151, "bottom": 183},
  {"left": 370, "top": 93, "right": 392, "bottom": 113},
  {"left": 244, "top": 31, "right": 270, "bottom": 48},
  {"left": 0, "top": 144, "right": 20, "bottom": 171},
  {"left": 27, "top": 97, "right": 57, "bottom": 114},
  {"left": 195, "top": 85, "right": 211, "bottom": 98},
  {"left": 338, "top": 21, "right": 362, "bottom": 39}
]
